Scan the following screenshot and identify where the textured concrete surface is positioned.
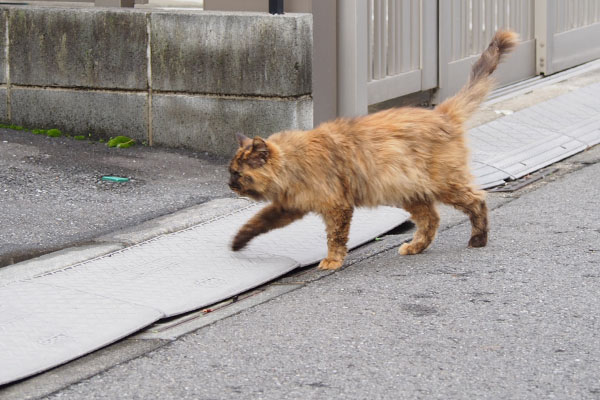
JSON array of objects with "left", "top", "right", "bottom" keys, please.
[
  {"left": 8, "top": 7, "right": 148, "bottom": 89},
  {"left": 151, "top": 94, "right": 313, "bottom": 155},
  {"left": 150, "top": 11, "right": 312, "bottom": 96},
  {"left": 0, "top": 10, "right": 6, "bottom": 84},
  {"left": 0, "top": 89, "right": 7, "bottom": 119},
  {"left": 28, "top": 146, "right": 600, "bottom": 400},
  {"left": 10, "top": 88, "right": 148, "bottom": 141},
  {"left": 470, "top": 81, "right": 600, "bottom": 188}
]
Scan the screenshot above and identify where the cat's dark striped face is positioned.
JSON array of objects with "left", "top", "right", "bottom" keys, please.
[{"left": 228, "top": 133, "right": 271, "bottom": 201}]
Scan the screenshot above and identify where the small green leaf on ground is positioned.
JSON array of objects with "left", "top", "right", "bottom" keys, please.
[
  {"left": 108, "top": 136, "right": 135, "bottom": 148},
  {"left": 73, "top": 135, "right": 86, "bottom": 140},
  {"left": 46, "top": 129, "right": 62, "bottom": 137}
]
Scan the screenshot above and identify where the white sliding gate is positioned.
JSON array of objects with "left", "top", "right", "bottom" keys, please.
[
  {"left": 437, "top": 0, "right": 537, "bottom": 101},
  {"left": 355, "top": 0, "right": 600, "bottom": 112},
  {"left": 337, "top": 0, "right": 438, "bottom": 119},
  {"left": 366, "top": 0, "right": 437, "bottom": 106},
  {"left": 536, "top": 0, "right": 600, "bottom": 75},
  {"left": 204, "top": 0, "right": 600, "bottom": 121}
]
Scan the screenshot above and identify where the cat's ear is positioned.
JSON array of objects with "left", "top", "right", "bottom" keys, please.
[
  {"left": 252, "top": 137, "right": 268, "bottom": 154},
  {"left": 235, "top": 132, "right": 252, "bottom": 148},
  {"left": 248, "top": 136, "right": 269, "bottom": 167}
]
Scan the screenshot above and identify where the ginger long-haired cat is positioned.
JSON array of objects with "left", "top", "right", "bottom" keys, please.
[{"left": 229, "top": 30, "right": 517, "bottom": 270}]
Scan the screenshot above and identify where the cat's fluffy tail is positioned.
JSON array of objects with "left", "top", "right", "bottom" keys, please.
[{"left": 436, "top": 30, "right": 518, "bottom": 126}]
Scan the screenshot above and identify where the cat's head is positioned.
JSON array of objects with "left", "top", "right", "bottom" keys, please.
[{"left": 228, "top": 133, "right": 279, "bottom": 201}]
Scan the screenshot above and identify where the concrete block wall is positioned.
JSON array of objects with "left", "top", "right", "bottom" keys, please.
[{"left": 0, "top": 7, "right": 313, "bottom": 156}]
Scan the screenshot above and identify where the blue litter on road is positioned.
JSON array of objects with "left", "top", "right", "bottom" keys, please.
[{"left": 101, "top": 176, "right": 130, "bottom": 183}]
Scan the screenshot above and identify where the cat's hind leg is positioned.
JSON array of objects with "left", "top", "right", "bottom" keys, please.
[
  {"left": 318, "top": 207, "right": 354, "bottom": 270},
  {"left": 440, "top": 186, "right": 488, "bottom": 248},
  {"left": 232, "top": 204, "right": 306, "bottom": 251},
  {"left": 399, "top": 201, "right": 440, "bottom": 255}
]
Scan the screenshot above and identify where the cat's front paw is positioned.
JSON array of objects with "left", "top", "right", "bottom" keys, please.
[
  {"left": 231, "top": 234, "right": 249, "bottom": 251},
  {"left": 318, "top": 258, "right": 343, "bottom": 270}
]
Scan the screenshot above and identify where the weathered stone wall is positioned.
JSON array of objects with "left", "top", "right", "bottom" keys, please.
[{"left": 0, "top": 7, "right": 312, "bottom": 156}]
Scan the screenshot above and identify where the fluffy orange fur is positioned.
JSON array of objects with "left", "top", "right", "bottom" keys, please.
[{"left": 229, "top": 30, "right": 518, "bottom": 270}]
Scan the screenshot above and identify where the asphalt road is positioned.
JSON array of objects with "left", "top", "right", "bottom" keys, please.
[
  {"left": 0, "top": 129, "right": 231, "bottom": 266},
  {"left": 35, "top": 147, "right": 600, "bottom": 399}
]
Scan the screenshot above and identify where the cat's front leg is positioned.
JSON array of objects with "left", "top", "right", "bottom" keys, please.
[
  {"left": 318, "top": 208, "right": 354, "bottom": 270},
  {"left": 232, "top": 204, "right": 305, "bottom": 251}
]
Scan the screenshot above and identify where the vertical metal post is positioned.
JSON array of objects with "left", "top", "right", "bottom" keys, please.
[
  {"left": 421, "top": 0, "right": 438, "bottom": 91},
  {"left": 312, "top": 0, "right": 338, "bottom": 126},
  {"left": 337, "top": 0, "right": 368, "bottom": 117},
  {"left": 535, "top": 0, "right": 554, "bottom": 75},
  {"left": 433, "top": 0, "right": 451, "bottom": 103},
  {"left": 270, "top": 0, "right": 284, "bottom": 14}
]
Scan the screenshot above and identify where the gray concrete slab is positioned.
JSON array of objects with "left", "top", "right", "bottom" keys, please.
[
  {"left": 0, "top": 243, "right": 124, "bottom": 283},
  {"left": 151, "top": 93, "right": 313, "bottom": 156},
  {"left": 150, "top": 11, "right": 312, "bottom": 96},
  {"left": 8, "top": 7, "right": 148, "bottom": 89},
  {"left": 0, "top": 88, "right": 7, "bottom": 121},
  {"left": 470, "top": 81, "right": 600, "bottom": 188},
  {"left": 0, "top": 280, "right": 163, "bottom": 386},
  {"left": 0, "top": 10, "right": 5, "bottom": 85},
  {"left": 9, "top": 87, "right": 149, "bottom": 142}
]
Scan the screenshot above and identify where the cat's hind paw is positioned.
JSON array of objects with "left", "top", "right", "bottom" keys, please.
[
  {"left": 318, "top": 258, "right": 343, "bottom": 270},
  {"left": 399, "top": 242, "right": 420, "bottom": 255}
]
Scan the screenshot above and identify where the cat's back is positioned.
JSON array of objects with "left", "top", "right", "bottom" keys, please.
[
  {"left": 351, "top": 106, "right": 451, "bottom": 142},
  {"left": 266, "top": 107, "right": 460, "bottom": 206}
]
